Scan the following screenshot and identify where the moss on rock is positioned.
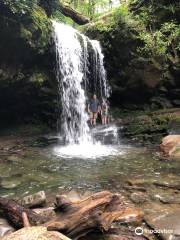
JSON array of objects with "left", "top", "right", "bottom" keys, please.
[
  {"left": 0, "top": 1, "right": 57, "bottom": 128},
  {"left": 115, "top": 108, "right": 180, "bottom": 142}
]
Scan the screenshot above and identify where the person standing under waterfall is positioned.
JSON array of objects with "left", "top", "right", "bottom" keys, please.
[
  {"left": 101, "top": 98, "right": 109, "bottom": 125},
  {"left": 88, "top": 94, "right": 101, "bottom": 126}
]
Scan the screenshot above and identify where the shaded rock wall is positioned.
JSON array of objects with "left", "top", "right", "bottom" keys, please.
[{"left": 0, "top": 1, "right": 58, "bottom": 127}]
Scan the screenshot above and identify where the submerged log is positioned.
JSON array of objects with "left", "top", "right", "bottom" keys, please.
[
  {"left": 60, "top": 3, "right": 90, "bottom": 25},
  {"left": 47, "top": 191, "right": 143, "bottom": 238},
  {"left": 0, "top": 197, "right": 45, "bottom": 228}
]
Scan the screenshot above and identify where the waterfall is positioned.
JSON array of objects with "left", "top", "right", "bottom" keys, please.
[
  {"left": 91, "top": 40, "right": 109, "bottom": 100},
  {"left": 52, "top": 21, "right": 109, "bottom": 144}
]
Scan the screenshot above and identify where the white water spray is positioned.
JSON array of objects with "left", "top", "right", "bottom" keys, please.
[{"left": 91, "top": 40, "right": 110, "bottom": 99}]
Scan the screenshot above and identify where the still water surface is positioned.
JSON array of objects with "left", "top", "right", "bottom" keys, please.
[{"left": 0, "top": 132, "right": 179, "bottom": 198}]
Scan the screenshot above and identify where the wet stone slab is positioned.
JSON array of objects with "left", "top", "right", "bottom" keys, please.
[
  {"left": 154, "top": 193, "right": 180, "bottom": 204},
  {"left": 129, "top": 192, "right": 149, "bottom": 204},
  {"left": 144, "top": 209, "right": 180, "bottom": 240}
]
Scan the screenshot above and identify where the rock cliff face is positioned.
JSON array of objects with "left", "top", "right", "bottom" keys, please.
[{"left": 0, "top": 0, "right": 57, "bottom": 127}]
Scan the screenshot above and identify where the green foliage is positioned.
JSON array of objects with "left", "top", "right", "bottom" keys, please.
[
  {"left": 132, "top": 0, "right": 180, "bottom": 69},
  {"left": 113, "top": 4, "right": 130, "bottom": 21},
  {"left": 0, "top": 0, "right": 51, "bottom": 53},
  {"left": 61, "top": 0, "right": 120, "bottom": 19},
  {"left": 0, "top": 0, "right": 37, "bottom": 15},
  {"left": 123, "top": 0, "right": 180, "bottom": 75},
  {"left": 30, "top": 72, "right": 47, "bottom": 85},
  {"left": 85, "top": 4, "right": 133, "bottom": 33},
  {"left": 0, "top": 0, "right": 60, "bottom": 17},
  {"left": 138, "top": 22, "right": 180, "bottom": 60},
  {"left": 85, "top": 1, "right": 180, "bottom": 109},
  {"left": 30, "top": 6, "right": 51, "bottom": 50}
]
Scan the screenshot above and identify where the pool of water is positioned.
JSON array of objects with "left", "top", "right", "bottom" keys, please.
[{"left": 0, "top": 135, "right": 180, "bottom": 198}]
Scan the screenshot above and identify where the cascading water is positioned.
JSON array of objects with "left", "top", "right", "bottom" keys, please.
[
  {"left": 90, "top": 40, "right": 109, "bottom": 100},
  {"left": 52, "top": 21, "right": 119, "bottom": 158},
  {"left": 52, "top": 21, "right": 109, "bottom": 144},
  {"left": 53, "top": 21, "right": 90, "bottom": 144}
]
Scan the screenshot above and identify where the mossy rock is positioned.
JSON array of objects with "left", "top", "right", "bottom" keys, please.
[
  {"left": 116, "top": 108, "right": 180, "bottom": 141},
  {"left": 0, "top": 1, "right": 51, "bottom": 55}
]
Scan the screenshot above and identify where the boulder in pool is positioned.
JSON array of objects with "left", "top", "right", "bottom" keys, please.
[
  {"left": 160, "top": 135, "right": 180, "bottom": 160},
  {"left": 19, "top": 191, "right": 46, "bottom": 208}
]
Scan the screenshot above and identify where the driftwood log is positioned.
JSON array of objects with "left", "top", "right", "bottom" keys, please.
[
  {"left": 60, "top": 3, "right": 90, "bottom": 25},
  {"left": 0, "top": 191, "right": 143, "bottom": 239},
  {"left": 0, "top": 197, "right": 45, "bottom": 228},
  {"left": 46, "top": 191, "right": 142, "bottom": 238}
]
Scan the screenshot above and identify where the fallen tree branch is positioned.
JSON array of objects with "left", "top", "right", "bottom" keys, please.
[
  {"left": 0, "top": 197, "right": 45, "bottom": 228},
  {"left": 60, "top": 3, "right": 90, "bottom": 25},
  {"left": 47, "top": 191, "right": 143, "bottom": 238},
  {"left": 0, "top": 191, "right": 143, "bottom": 240}
]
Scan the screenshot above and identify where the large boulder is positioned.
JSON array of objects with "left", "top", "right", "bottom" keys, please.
[
  {"left": 2, "top": 226, "right": 71, "bottom": 240},
  {"left": 160, "top": 135, "right": 180, "bottom": 159}
]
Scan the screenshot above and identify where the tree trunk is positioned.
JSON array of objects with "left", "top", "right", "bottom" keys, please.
[{"left": 60, "top": 3, "right": 90, "bottom": 25}]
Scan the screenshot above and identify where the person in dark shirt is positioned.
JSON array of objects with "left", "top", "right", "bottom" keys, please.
[{"left": 88, "top": 94, "right": 101, "bottom": 126}]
